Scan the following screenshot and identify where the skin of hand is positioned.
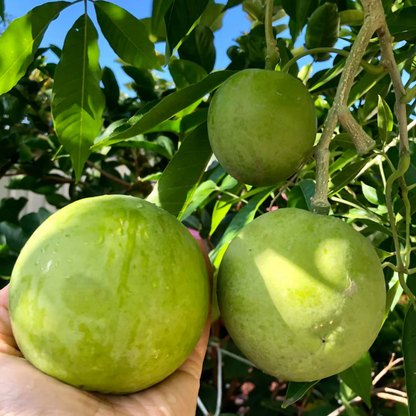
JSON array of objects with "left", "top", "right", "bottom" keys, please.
[{"left": 0, "top": 239, "right": 212, "bottom": 416}]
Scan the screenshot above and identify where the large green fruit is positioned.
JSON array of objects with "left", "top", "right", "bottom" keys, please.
[
  {"left": 9, "top": 195, "right": 210, "bottom": 394},
  {"left": 207, "top": 69, "right": 316, "bottom": 186},
  {"left": 218, "top": 208, "right": 385, "bottom": 381}
]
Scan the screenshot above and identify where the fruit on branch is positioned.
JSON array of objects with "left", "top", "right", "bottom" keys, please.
[
  {"left": 218, "top": 208, "right": 385, "bottom": 381},
  {"left": 9, "top": 195, "right": 210, "bottom": 394},
  {"left": 207, "top": 69, "right": 316, "bottom": 187}
]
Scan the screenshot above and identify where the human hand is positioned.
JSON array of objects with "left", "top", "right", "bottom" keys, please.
[{"left": 0, "top": 239, "right": 212, "bottom": 416}]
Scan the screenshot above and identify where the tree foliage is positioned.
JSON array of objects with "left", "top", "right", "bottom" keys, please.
[{"left": 1, "top": 0, "right": 416, "bottom": 414}]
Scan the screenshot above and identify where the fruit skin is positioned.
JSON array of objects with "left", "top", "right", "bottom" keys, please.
[
  {"left": 218, "top": 208, "right": 386, "bottom": 381},
  {"left": 9, "top": 195, "right": 210, "bottom": 394},
  {"left": 207, "top": 69, "right": 316, "bottom": 187}
]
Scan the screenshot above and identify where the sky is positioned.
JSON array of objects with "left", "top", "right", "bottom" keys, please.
[{"left": 5, "top": 0, "right": 340, "bottom": 93}]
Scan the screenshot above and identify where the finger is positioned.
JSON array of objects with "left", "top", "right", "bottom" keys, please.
[
  {"left": 0, "top": 286, "right": 21, "bottom": 356},
  {"left": 0, "top": 286, "right": 13, "bottom": 337},
  {"left": 0, "top": 284, "right": 9, "bottom": 309}
]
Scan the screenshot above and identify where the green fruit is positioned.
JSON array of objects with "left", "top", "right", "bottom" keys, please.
[
  {"left": 207, "top": 69, "right": 316, "bottom": 186},
  {"left": 9, "top": 195, "right": 210, "bottom": 394},
  {"left": 218, "top": 208, "right": 385, "bottom": 381}
]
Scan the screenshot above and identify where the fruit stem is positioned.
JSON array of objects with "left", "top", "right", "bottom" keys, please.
[
  {"left": 311, "top": 0, "right": 388, "bottom": 214},
  {"left": 338, "top": 107, "right": 376, "bottom": 155},
  {"left": 385, "top": 151, "right": 415, "bottom": 303},
  {"left": 264, "top": 0, "right": 279, "bottom": 70},
  {"left": 281, "top": 47, "right": 385, "bottom": 76},
  {"left": 214, "top": 345, "right": 223, "bottom": 416}
]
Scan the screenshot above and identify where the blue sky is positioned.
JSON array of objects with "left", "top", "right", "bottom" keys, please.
[{"left": 6, "top": 0, "right": 336, "bottom": 93}]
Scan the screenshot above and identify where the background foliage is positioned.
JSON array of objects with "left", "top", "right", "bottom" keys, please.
[{"left": 1, "top": 0, "right": 416, "bottom": 414}]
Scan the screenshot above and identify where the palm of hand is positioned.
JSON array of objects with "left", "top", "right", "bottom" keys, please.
[{"left": 0, "top": 285, "right": 210, "bottom": 416}]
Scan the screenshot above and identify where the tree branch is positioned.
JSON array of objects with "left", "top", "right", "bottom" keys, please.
[
  {"left": 86, "top": 160, "right": 131, "bottom": 188},
  {"left": 264, "top": 0, "right": 279, "bottom": 70},
  {"left": 338, "top": 107, "right": 376, "bottom": 155},
  {"left": 311, "top": 0, "right": 385, "bottom": 214}
]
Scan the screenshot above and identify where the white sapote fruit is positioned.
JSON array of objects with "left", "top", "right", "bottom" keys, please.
[
  {"left": 9, "top": 195, "right": 210, "bottom": 394},
  {"left": 207, "top": 69, "right": 317, "bottom": 187},
  {"left": 218, "top": 208, "right": 386, "bottom": 381}
]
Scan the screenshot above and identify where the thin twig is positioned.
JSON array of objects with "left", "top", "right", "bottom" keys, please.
[
  {"left": 269, "top": 151, "right": 313, "bottom": 210},
  {"left": 376, "top": 392, "right": 408, "bottom": 405},
  {"left": 197, "top": 397, "right": 210, "bottom": 416},
  {"left": 311, "top": 0, "right": 385, "bottom": 214},
  {"left": 214, "top": 345, "right": 223, "bottom": 416},
  {"left": 373, "top": 355, "right": 404, "bottom": 385},
  {"left": 211, "top": 342, "right": 257, "bottom": 368},
  {"left": 86, "top": 160, "right": 130, "bottom": 188},
  {"left": 327, "top": 397, "right": 363, "bottom": 416},
  {"left": 384, "top": 387, "right": 407, "bottom": 398},
  {"left": 282, "top": 47, "right": 385, "bottom": 75},
  {"left": 264, "top": 0, "right": 279, "bottom": 70},
  {"left": 328, "top": 386, "right": 407, "bottom": 416}
]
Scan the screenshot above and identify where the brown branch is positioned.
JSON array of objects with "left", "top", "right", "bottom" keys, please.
[
  {"left": 376, "top": 392, "right": 408, "bottom": 405},
  {"left": 86, "top": 160, "right": 130, "bottom": 188},
  {"left": 311, "top": 0, "right": 385, "bottom": 214},
  {"left": 327, "top": 387, "right": 407, "bottom": 416},
  {"left": 377, "top": 26, "right": 409, "bottom": 153},
  {"left": 373, "top": 355, "right": 404, "bottom": 386}
]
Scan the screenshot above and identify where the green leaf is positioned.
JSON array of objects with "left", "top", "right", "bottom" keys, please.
[
  {"left": 277, "top": 38, "right": 298, "bottom": 77},
  {"left": 339, "top": 382, "right": 361, "bottom": 416},
  {"left": 329, "top": 149, "right": 357, "bottom": 175},
  {"left": 357, "top": 218, "right": 395, "bottom": 239},
  {"left": 169, "top": 59, "right": 207, "bottom": 89},
  {"left": 360, "top": 77, "right": 391, "bottom": 122},
  {"left": 151, "top": 0, "right": 173, "bottom": 40},
  {"left": 0, "top": 1, "right": 72, "bottom": 95},
  {"left": 209, "top": 188, "right": 274, "bottom": 267},
  {"left": 146, "top": 123, "right": 212, "bottom": 217},
  {"left": 200, "top": 2, "right": 225, "bottom": 32},
  {"left": 102, "top": 66, "right": 120, "bottom": 110},
  {"left": 282, "top": 381, "right": 319, "bottom": 408},
  {"left": 403, "top": 305, "right": 416, "bottom": 416},
  {"left": 282, "top": 0, "right": 319, "bottom": 41},
  {"left": 49, "top": 44, "right": 62, "bottom": 58},
  {"left": 52, "top": 15, "right": 105, "bottom": 182},
  {"left": 328, "top": 158, "right": 371, "bottom": 197},
  {"left": 309, "top": 57, "right": 346, "bottom": 93},
  {"left": 181, "top": 108, "right": 208, "bottom": 134},
  {"left": 52, "top": 15, "right": 105, "bottom": 180},
  {"left": 287, "top": 180, "right": 316, "bottom": 211},
  {"left": 385, "top": 279, "right": 400, "bottom": 318},
  {"left": 305, "top": 3, "right": 340, "bottom": 62},
  {"left": 0, "top": 222, "right": 27, "bottom": 252},
  {"left": 164, "top": 0, "right": 210, "bottom": 59},
  {"left": 92, "top": 70, "right": 236, "bottom": 148},
  {"left": 339, "top": 9, "right": 364, "bottom": 26},
  {"left": 210, "top": 193, "right": 233, "bottom": 236},
  {"left": 122, "top": 66, "right": 158, "bottom": 101},
  {"left": 387, "top": 6, "right": 416, "bottom": 42},
  {"left": 114, "top": 135, "right": 175, "bottom": 159},
  {"left": 0, "top": 0, "right": 4, "bottom": 21},
  {"left": 179, "top": 24, "right": 216, "bottom": 73},
  {"left": 223, "top": 0, "right": 243, "bottom": 11},
  {"left": 0, "top": 198, "right": 27, "bottom": 225},
  {"left": 348, "top": 70, "right": 388, "bottom": 107},
  {"left": 20, "top": 208, "right": 51, "bottom": 235},
  {"left": 338, "top": 352, "right": 372, "bottom": 408},
  {"left": 94, "top": 1, "right": 161, "bottom": 70},
  {"left": 377, "top": 95, "right": 393, "bottom": 146},
  {"left": 181, "top": 180, "right": 218, "bottom": 220},
  {"left": 362, "top": 182, "right": 383, "bottom": 205}
]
